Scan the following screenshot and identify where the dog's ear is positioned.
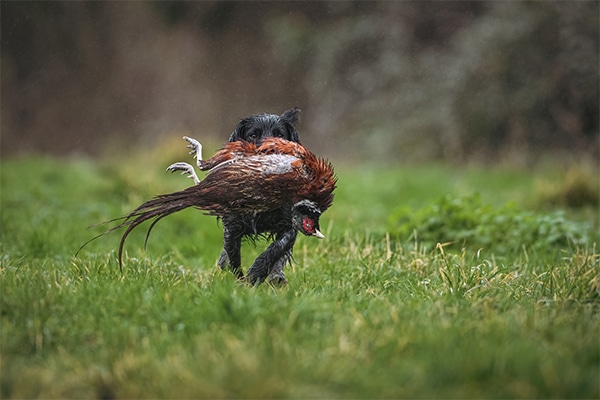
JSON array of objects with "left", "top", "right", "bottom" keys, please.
[
  {"left": 281, "top": 108, "right": 300, "bottom": 126},
  {"left": 281, "top": 107, "right": 301, "bottom": 143},
  {"left": 228, "top": 118, "right": 250, "bottom": 142}
]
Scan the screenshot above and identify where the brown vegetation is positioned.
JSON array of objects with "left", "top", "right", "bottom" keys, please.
[{"left": 2, "top": 2, "right": 598, "bottom": 164}]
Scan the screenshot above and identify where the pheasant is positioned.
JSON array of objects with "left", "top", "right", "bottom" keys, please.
[
  {"left": 110, "top": 137, "right": 336, "bottom": 285},
  {"left": 171, "top": 108, "right": 302, "bottom": 284}
]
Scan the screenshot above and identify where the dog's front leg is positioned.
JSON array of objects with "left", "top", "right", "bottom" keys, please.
[
  {"left": 246, "top": 229, "right": 297, "bottom": 286},
  {"left": 267, "top": 249, "right": 293, "bottom": 285}
]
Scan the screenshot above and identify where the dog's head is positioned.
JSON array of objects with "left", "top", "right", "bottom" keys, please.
[{"left": 228, "top": 108, "right": 301, "bottom": 144}]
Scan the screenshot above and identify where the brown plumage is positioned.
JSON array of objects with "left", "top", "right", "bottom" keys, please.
[
  {"left": 108, "top": 138, "right": 336, "bottom": 284},
  {"left": 214, "top": 108, "right": 302, "bottom": 284}
]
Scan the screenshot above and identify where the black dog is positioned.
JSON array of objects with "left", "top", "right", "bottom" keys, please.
[
  {"left": 219, "top": 108, "right": 302, "bottom": 284},
  {"left": 228, "top": 108, "right": 300, "bottom": 144},
  {"left": 78, "top": 108, "right": 305, "bottom": 285}
]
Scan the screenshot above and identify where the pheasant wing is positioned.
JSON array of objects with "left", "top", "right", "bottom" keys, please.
[{"left": 191, "top": 153, "right": 306, "bottom": 216}]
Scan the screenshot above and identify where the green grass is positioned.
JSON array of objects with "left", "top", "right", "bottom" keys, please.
[{"left": 1, "top": 153, "right": 598, "bottom": 398}]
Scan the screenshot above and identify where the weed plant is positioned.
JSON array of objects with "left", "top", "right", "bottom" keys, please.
[
  {"left": 1, "top": 155, "right": 598, "bottom": 398},
  {"left": 389, "top": 193, "right": 593, "bottom": 255}
]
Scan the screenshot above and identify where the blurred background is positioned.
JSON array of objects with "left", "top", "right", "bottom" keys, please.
[{"left": 2, "top": 1, "right": 598, "bottom": 165}]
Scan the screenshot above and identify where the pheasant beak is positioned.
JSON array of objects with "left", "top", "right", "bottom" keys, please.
[{"left": 314, "top": 229, "right": 325, "bottom": 239}]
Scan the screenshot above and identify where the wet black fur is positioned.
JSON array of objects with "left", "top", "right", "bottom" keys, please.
[
  {"left": 220, "top": 107, "right": 301, "bottom": 285},
  {"left": 228, "top": 107, "right": 300, "bottom": 144}
]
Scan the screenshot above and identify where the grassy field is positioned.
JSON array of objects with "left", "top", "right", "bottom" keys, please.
[{"left": 1, "top": 148, "right": 598, "bottom": 398}]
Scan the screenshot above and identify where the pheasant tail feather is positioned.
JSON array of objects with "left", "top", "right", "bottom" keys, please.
[{"left": 115, "top": 186, "right": 206, "bottom": 270}]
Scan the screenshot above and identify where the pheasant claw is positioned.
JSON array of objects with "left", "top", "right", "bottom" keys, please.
[
  {"left": 166, "top": 162, "right": 200, "bottom": 185},
  {"left": 183, "top": 136, "right": 203, "bottom": 167}
]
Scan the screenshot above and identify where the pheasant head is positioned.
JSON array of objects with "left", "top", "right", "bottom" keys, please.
[{"left": 292, "top": 199, "right": 325, "bottom": 239}]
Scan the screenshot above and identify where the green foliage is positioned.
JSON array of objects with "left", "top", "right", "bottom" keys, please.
[
  {"left": 535, "top": 165, "right": 600, "bottom": 209},
  {"left": 389, "top": 194, "right": 592, "bottom": 255},
  {"left": 1, "top": 157, "right": 599, "bottom": 398}
]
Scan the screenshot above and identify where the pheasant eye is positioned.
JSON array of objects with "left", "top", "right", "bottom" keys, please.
[{"left": 302, "top": 217, "right": 315, "bottom": 233}]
